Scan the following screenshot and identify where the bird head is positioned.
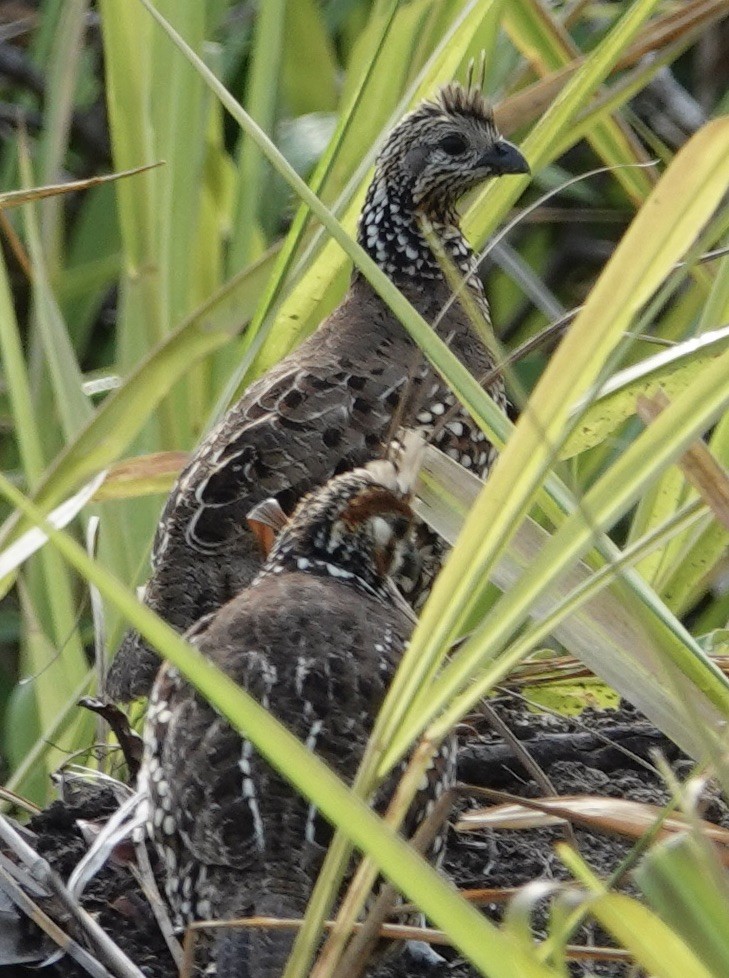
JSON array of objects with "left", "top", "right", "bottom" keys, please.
[
  {"left": 260, "top": 435, "right": 424, "bottom": 591},
  {"left": 373, "top": 82, "right": 529, "bottom": 219}
]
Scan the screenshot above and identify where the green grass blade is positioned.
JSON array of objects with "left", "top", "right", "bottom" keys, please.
[
  {"left": 226, "top": 0, "right": 285, "bottom": 272},
  {"left": 97, "top": 0, "right": 165, "bottom": 371},
  {"left": 0, "top": 251, "right": 274, "bottom": 595},
  {"left": 18, "top": 141, "right": 91, "bottom": 440},
  {"left": 636, "top": 833, "right": 729, "bottom": 977},
  {"left": 281, "top": 0, "right": 338, "bottom": 114},
  {"left": 0, "top": 249, "right": 44, "bottom": 486}
]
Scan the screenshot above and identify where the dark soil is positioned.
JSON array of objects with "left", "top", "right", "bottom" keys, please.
[{"left": 2, "top": 698, "right": 723, "bottom": 978}]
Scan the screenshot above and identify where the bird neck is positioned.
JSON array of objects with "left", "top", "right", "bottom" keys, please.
[
  {"left": 356, "top": 179, "right": 486, "bottom": 302},
  {"left": 258, "top": 533, "right": 391, "bottom": 603}
]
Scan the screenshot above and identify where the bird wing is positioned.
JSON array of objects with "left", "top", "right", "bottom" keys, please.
[
  {"left": 156, "top": 330, "right": 422, "bottom": 563},
  {"left": 150, "top": 575, "right": 408, "bottom": 875}
]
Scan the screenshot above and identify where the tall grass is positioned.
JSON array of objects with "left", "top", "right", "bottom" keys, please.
[{"left": 1, "top": 0, "right": 729, "bottom": 975}]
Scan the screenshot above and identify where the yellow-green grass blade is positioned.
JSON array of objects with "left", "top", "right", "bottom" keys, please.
[
  {"left": 627, "top": 244, "right": 729, "bottom": 599},
  {"left": 560, "top": 325, "right": 729, "bottom": 459},
  {"left": 96, "top": 0, "right": 156, "bottom": 263},
  {"left": 503, "top": 0, "right": 654, "bottom": 204},
  {"left": 150, "top": 0, "right": 207, "bottom": 331},
  {"left": 631, "top": 464, "right": 694, "bottom": 588},
  {"left": 149, "top": 0, "right": 210, "bottom": 445},
  {"left": 97, "top": 0, "right": 165, "bottom": 372},
  {"left": 410, "top": 446, "right": 716, "bottom": 759},
  {"left": 657, "top": 408, "right": 729, "bottom": 615},
  {"left": 561, "top": 847, "right": 715, "bottom": 978},
  {"left": 466, "top": 0, "right": 662, "bottom": 249},
  {"left": 550, "top": 35, "right": 703, "bottom": 163},
  {"left": 663, "top": 521, "right": 729, "bottom": 617},
  {"left": 0, "top": 470, "right": 559, "bottom": 978},
  {"left": 628, "top": 391, "right": 728, "bottom": 603},
  {"left": 699, "top": 251, "right": 729, "bottom": 333},
  {"left": 394, "top": 340, "right": 729, "bottom": 768},
  {"left": 193, "top": 87, "right": 240, "bottom": 411}
]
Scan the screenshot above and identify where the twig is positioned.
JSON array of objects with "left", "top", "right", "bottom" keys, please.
[
  {"left": 181, "top": 912, "right": 631, "bottom": 963},
  {"left": 0, "top": 856, "right": 113, "bottom": 978},
  {"left": 0, "top": 785, "right": 41, "bottom": 814},
  {"left": 481, "top": 701, "right": 578, "bottom": 849},
  {"left": 0, "top": 812, "right": 147, "bottom": 978},
  {"left": 131, "top": 832, "right": 184, "bottom": 968}
]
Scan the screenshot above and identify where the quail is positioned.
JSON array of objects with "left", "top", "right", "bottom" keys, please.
[
  {"left": 140, "top": 452, "right": 456, "bottom": 977},
  {"left": 107, "top": 80, "right": 529, "bottom": 701}
]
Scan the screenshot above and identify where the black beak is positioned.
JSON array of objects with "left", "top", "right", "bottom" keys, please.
[{"left": 480, "top": 139, "right": 530, "bottom": 176}]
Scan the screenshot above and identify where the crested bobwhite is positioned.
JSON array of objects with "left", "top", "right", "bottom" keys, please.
[
  {"left": 140, "top": 450, "right": 456, "bottom": 977},
  {"left": 107, "top": 80, "right": 528, "bottom": 701}
]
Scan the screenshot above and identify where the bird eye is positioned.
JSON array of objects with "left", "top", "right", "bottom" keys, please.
[
  {"left": 439, "top": 134, "right": 468, "bottom": 155},
  {"left": 391, "top": 515, "right": 411, "bottom": 540}
]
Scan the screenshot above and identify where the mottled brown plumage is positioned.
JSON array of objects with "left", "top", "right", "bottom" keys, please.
[
  {"left": 140, "top": 457, "right": 455, "bottom": 978},
  {"left": 107, "top": 82, "right": 528, "bottom": 701}
]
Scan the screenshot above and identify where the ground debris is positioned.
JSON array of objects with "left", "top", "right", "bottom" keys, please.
[{"left": 3, "top": 700, "right": 725, "bottom": 978}]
